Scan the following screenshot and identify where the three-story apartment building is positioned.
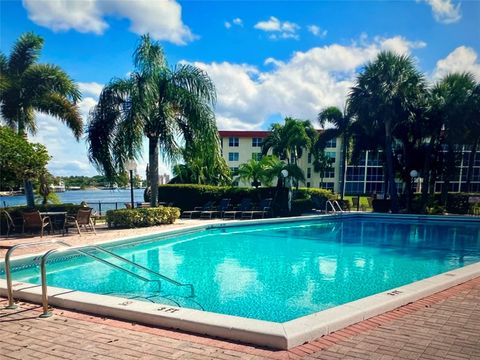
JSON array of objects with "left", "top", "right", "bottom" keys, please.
[{"left": 219, "top": 130, "right": 480, "bottom": 194}]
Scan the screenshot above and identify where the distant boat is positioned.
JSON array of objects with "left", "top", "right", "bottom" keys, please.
[
  {"left": 0, "top": 190, "right": 23, "bottom": 197},
  {"left": 101, "top": 183, "right": 119, "bottom": 191},
  {"left": 67, "top": 186, "right": 82, "bottom": 190},
  {"left": 50, "top": 181, "right": 66, "bottom": 192}
]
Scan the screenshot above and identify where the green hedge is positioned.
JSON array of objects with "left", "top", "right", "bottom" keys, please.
[
  {"left": 106, "top": 207, "right": 180, "bottom": 228},
  {"left": 0, "top": 203, "right": 84, "bottom": 235}
]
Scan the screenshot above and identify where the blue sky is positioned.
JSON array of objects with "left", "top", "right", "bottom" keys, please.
[{"left": 1, "top": 0, "right": 479, "bottom": 177}]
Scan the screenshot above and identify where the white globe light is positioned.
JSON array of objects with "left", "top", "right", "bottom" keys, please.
[
  {"left": 410, "top": 170, "right": 418, "bottom": 178},
  {"left": 125, "top": 159, "right": 137, "bottom": 171},
  {"left": 281, "top": 169, "right": 289, "bottom": 178}
]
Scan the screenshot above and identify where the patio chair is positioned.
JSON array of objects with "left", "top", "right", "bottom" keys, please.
[
  {"left": 311, "top": 196, "right": 328, "bottom": 212},
  {"left": 181, "top": 201, "right": 215, "bottom": 219},
  {"left": 1, "top": 210, "right": 16, "bottom": 238},
  {"left": 223, "top": 198, "right": 253, "bottom": 220},
  {"left": 22, "top": 210, "right": 51, "bottom": 237},
  {"left": 65, "top": 208, "right": 96, "bottom": 236},
  {"left": 200, "top": 198, "right": 231, "bottom": 219},
  {"left": 241, "top": 198, "right": 273, "bottom": 219}
]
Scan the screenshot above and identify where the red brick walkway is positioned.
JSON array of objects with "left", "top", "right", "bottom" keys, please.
[{"left": 1, "top": 277, "right": 480, "bottom": 359}]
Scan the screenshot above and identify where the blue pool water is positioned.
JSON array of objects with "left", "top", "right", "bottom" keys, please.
[{"left": 3, "top": 216, "right": 480, "bottom": 322}]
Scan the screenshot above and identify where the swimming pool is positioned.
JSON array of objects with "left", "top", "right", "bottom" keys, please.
[{"left": 1, "top": 213, "right": 480, "bottom": 348}]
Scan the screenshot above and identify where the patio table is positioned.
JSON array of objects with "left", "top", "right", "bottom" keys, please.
[{"left": 39, "top": 212, "right": 67, "bottom": 234}]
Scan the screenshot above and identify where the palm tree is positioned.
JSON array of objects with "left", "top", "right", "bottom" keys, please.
[
  {"left": 428, "top": 72, "right": 477, "bottom": 204},
  {"left": 316, "top": 106, "right": 354, "bottom": 199},
  {"left": 262, "top": 155, "right": 305, "bottom": 188},
  {"left": 349, "top": 51, "right": 425, "bottom": 212},
  {"left": 312, "top": 150, "right": 334, "bottom": 189},
  {"left": 0, "top": 32, "right": 82, "bottom": 207},
  {"left": 87, "top": 35, "right": 219, "bottom": 206},
  {"left": 262, "top": 117, "right": 313, "bottom": 165},
  {"left": 171, "top": 142, "right": 231, "bottom": 185}
]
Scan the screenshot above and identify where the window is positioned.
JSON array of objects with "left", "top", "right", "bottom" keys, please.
[
  {"left": 326, "top": 138, "right": 337, "bottom": 148},
  {"left": 228, "top": 152, "right": 239, "bottom": 161},
  {"left": 307, "top": 168, "right": 311, "bottom": 178},
  {"left": 251, "top": 153, "right": 262, "bottom": 161},
  {"left": 308, "top": 152, "right": 312, "bottom": 164},
  {"left": 346, "top": 166, "right": 365, "bottom": 181},
  {"left": 306, "top": 182, "right": 311, "bottom": 188},
  {"left": 229, "top": 137, "right": 239, "bottom": 147},
  {"left": 326, "top": 151, "right": 336, "bottom": 162},
  {"left": 321, "top": 182, "right": 334, "bottom": 190},
  {"left": 252, "top": 137, "right": 263, "bottom": 147},
  {"left": 229, "top": 167, "right": 239, "bottom": 175},
  {"left": 325, "top": 169, "right": 335, "bottom": 178},
  {"left": 232, "top": 180, "right": 239, "bottom": 187}
]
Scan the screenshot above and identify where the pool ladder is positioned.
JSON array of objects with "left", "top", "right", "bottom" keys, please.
[
  {"left": 326, "top": 200, "right": 344, "bottom": 213},
  {"left": 3, "top": 240, "right": 195, "bottom": 317}
]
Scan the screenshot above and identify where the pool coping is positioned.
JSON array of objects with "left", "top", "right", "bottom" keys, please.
[{"left": 1, "top": 213, "right": 479, "bottom": 350}]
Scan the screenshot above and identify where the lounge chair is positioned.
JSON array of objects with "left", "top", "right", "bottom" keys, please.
[
  {"left": 65, "top": 208, "right": 96, "bottom": 236},
  {"left": 241, "top": 198, "right": 273, "bottom": 219},
  {"left": 22, "top": 210, "right": 51, "bottom": 237},
  {"left": 312, "top": 196, "right": 328, "bottom": 212},
  {"left": 200, "top": 198, "right": 231, "bottom": 219},
  {"left": 223, "top": 198, "right": 252, "bottom": 220},
  {"left": 181, "top": 201, "right": 215, "bottom": 219}
]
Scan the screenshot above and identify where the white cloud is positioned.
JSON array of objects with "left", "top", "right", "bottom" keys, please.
[
  {"left": 376, "top": 36, "right": 427, "bottom": 55},
  {"left": 432, "top": 46, "right": 480, "bottom": 81},
  {"left": 225, "top": 17, "right": 243, "bottom": 29},
  {"left": 22, "top": 0, "right": 195, "bottom": 45},
  {"left": 421, "top": 0, "right": 462, "bottom": 24},
  {"left": 308, "top": 25, "right": 327, "bottom": 38},
  {"left": 190, "top": 36, "right": 426, "bottom": 131},
  {"left": 254, "top": 16, "right": 300, "bottom": 40},
  {"left": 78, "top": 82, "right": 103, "bottom": 98}
]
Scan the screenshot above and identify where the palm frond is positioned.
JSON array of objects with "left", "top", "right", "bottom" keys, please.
[
  {"left": 22, "top": 63, "right": 81, "bottom": 103},
  {"left": 32, "top": 93, "right": 83, "bottom": 138},
  {"left": 8, "top": 32, "right": 43, "bottom": 75}
]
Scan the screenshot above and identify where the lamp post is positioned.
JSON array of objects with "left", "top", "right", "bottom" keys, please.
[
  {"left": 409, "top": 169, "right": 419, "bottom": 193},
  {"left": 281, "top": 169, "right": 291, "bottom": 215},
  {"left": 125, "top": 159, "right": 137, "bottom": 209}
]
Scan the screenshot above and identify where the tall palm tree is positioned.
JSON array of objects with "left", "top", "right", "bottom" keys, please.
[
  {"left": 349, "top": 51, "right": 425, "bottom": 212},
  {"left": 316, "top": 106, "right": 354, "bottom": 199},
  {"left": 237, "top": 158, "right": 268, "bottom": 188},
  {"left": 0, "top": 32, "right": 82, "bottom": 207},
  {"left": 429, "top": 72, "right": 477, "bottom": 204},
  {"left": 87, "top": 35, "right": 219, "bottom": 206}
]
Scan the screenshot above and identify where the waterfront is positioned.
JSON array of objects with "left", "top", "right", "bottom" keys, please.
[{"left": 1, "top": 189, "right": 147, "bottom": 214}]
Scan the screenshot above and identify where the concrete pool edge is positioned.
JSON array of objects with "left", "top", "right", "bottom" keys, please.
[
  {"left": 1, "top": 262, "right": 479, "bottom": 350},
  {"left": 1, "top": 213, "right": 480, "bottom": 350}
]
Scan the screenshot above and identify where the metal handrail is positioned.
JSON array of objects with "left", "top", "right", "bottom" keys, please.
[
  {"left": 39, "top": 243, "right": 195, "bottom": 317},
  {"left": 4, "top": 240, "right": 69, "bottom": 309},
  {"left": 54, "top": 241, "right": 194, "bottom": 296},
  {"left": 333, "top": 200, "right": 344, "bottom": 212}
]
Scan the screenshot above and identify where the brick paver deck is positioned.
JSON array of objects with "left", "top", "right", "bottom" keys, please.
[{"left": 1, "top": 277, "right": 479, "bottom": 359}]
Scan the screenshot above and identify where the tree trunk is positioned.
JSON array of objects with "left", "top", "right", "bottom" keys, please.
[
  {"left": 441, "top": 146, "right": 455, "bottom": 207},
  {"left": 465, "top": 138, "right": 478, "bottom": 192},
  {"left": 340, "top": 135, "right": 347, "bottom": 200},
  {"left": 384, "top": 120, "right": 398, "bottom": 212},
  {"left": 24, "top": 180, "right": 35, "bottom": 208},
  {"left": 148, "top": 136, "right": 159, "bottom": 207},
  {"left": 420, "top": 137, "right": 435, "bottom": 213}
]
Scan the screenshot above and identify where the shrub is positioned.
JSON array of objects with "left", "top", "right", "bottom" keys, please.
[
  {"left": 106, "top": 207, "right": 180, "bottom": 228},
  {"left": 291, "top": 199, "right": 313, "bottom": 216},
  {"left": 372, "top": 199, "right": 391, "bottom": 213},
  {"left": 294, "top": 187, "right": 335, "bottom": 200}
]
